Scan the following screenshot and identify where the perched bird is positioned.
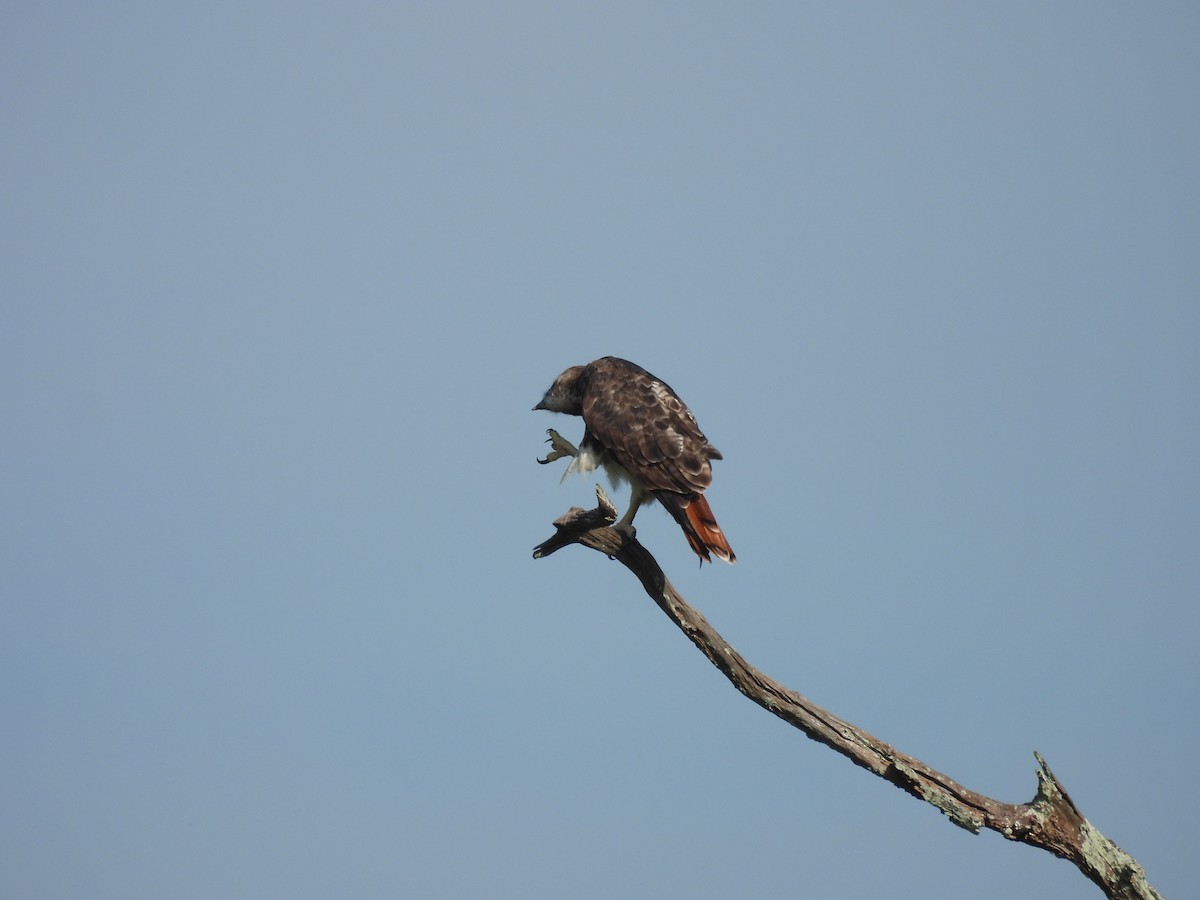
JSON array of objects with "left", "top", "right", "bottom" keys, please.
[{"left": 534, "top": 356, "right": 735, "bottom": 564}]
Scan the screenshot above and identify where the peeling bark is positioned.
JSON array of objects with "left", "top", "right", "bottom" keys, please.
[{"left": 533, "top": 486, "right": 1163, "bottom": 900}]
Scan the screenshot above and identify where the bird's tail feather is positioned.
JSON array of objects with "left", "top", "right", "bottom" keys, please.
[
  {"left": 685, "top": 494, "right": 736, "bottom": 564},
  {"left": 660, "top": 493, "right": 735, "bottom": 564}
]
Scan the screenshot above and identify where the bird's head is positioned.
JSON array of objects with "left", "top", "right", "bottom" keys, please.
[{"left": 534, "top": 364, "right": 588, "bottom": 415}]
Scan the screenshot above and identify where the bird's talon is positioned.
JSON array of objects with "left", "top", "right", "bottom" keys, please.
[{"left": 537, "top": 428, "right": 578, "bottom": 465}]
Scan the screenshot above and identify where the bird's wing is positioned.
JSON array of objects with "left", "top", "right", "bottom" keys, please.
[{"left": 581, "top": 357, "right": 717, "bottom": 496}]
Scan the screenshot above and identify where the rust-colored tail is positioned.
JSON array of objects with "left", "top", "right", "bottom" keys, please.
[{"left": 661, "top": 493, "right": 735, "bottom": 564}]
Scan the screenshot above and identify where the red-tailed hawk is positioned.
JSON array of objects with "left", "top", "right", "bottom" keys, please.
[{"left": 534, "top": 356, "right": 735, "bottom": 564}]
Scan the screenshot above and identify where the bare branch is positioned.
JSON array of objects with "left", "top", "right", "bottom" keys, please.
[
  {"left": 532, "top": 485, "right": 619, "bottom": 559},
  {"left": 533, "top": 499, "right": 1163, "bottom": 900}
]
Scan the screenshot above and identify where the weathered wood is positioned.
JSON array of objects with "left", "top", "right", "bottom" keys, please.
[{"left": 534, "top": 486, "right": 1163, "bottom": 900}]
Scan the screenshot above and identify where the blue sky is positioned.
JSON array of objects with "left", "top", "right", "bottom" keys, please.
[{"left": 3, "top": 4, "right": 1196, "bottom": 898}]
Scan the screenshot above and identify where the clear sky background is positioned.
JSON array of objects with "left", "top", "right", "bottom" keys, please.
[{"left": 3, "top": 4, "right": 1196, "bottom": 898}]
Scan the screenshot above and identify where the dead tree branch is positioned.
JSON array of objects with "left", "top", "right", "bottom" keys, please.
[{"left": 533, "top": 486, "right": 1163, "bottom": 900}]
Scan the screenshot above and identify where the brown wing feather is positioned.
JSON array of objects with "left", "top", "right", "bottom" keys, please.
[{"left": 581, "top": 357, "right": 719, "bottom": 496}]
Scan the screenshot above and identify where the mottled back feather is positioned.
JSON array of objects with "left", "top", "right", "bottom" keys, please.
[{"left": 580, "top": 357, "right": 720, "bottom": 497}]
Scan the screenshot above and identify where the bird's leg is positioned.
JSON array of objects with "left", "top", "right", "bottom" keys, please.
[
  {"left": 613, "top": 485, "right": 646, "bottom": 538},
  {"left": 537, "top": 428, "right": 578, "bottom": 465}
]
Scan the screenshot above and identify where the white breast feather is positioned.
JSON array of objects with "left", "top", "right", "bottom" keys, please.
[
  {"left": 563, "top": 443, "right": 643, "bottom": 496},
  {"left": 563, "top": 444, "right": 601, "bottom": 480}
]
